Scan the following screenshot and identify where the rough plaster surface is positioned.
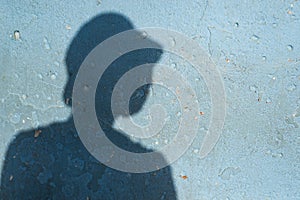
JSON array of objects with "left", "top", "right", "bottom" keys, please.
[{"left": 0, "top": 0, "right": 299, "bottom": 199}]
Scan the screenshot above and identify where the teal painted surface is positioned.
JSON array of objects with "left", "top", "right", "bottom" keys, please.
[{"left": 0, "top": 0, "right": 299, "bottom": 199}]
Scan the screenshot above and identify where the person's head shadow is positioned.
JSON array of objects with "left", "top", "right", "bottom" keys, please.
[
  {"left": 65, "top": 13, "right": 163, "bottom": 153},
  {"left": 0, "top": 13, "right": 177, "bottom": 199}
]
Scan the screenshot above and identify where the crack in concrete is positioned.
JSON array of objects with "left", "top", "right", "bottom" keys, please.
[
  {"left": 200, "top": 0, "right": 209, "bottom": 21},
  {"left": 39, "top": 80, "right": 63, "bottom": 89},
  {"left": 5, "top": 92, "right": 66, "bottom": 112},
  {"left": 207, "top": 26, "right": 213, "bottom": 56}
]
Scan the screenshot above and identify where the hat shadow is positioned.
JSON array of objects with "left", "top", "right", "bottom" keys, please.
[{"left": 0, "top": 13, "right": 177, "bottom": 199}]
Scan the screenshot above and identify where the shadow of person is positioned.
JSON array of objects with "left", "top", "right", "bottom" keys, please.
[{"left": 0, "top": 13, "right": 177, "bottom": 200}]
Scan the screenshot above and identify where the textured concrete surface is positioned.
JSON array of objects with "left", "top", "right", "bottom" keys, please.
[{"left": 0, "top": 0, "right": 299, "bottom": 199}]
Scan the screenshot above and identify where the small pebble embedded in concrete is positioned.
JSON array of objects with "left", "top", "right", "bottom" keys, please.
[
  {"left": 65, "top": 25, "right": 72, "bottom": 30},
  {"left": 249, "top": 85, "right": 257, "bottom": 92},
  {"left": 22, "top": 94, "right": 27, "bottom": 99},
  {"left": 180, "top": 175, "right": 188, "bottom": 180},
  {"left": 84, "top": 84, "right": 89, "bottom": 91},
  {"left": 251, "top": 35, "right": 259, "bottom": 41},
  {"left": 50, "top": 74, "right": 57, "bottom": 80},
  {"left": 43, "top": 37, "right": 51, "bottom": 50},
  {"left": 10, "top": 113, "right": 20, "bottom": 124},
  {"left": 34, "top": 130, "right": 42, "bottom": 138},
  {"left": 13, "top": 30, "right": 20, "bottom": 40},
  {"left": 286, "top": 83, "right": 296, "bottom": 91},
  {"left": 140, "top": 31, "right": 148, "bottom": 39},
  {"left": 170, "top": 37, "right": 176, "bottom": 47},
  {"left": 287, "top": 45, "right": 293, "bottom": 51}
]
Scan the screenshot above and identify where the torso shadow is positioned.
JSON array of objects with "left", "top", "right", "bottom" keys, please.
[{"left": 1, "top": 118, "right": 176, "bottom": 200}]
